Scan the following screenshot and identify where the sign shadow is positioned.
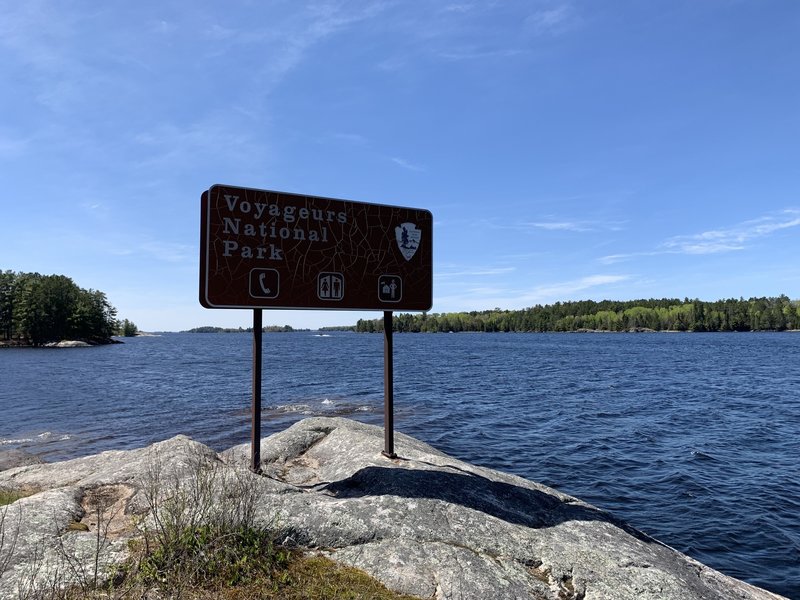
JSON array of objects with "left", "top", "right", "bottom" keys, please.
[{"left": 322, "top": 465, "right": 653, "bottom": 540}]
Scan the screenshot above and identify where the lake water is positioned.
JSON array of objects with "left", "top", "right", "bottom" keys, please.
[{"left": 1, "top": 332, "right": 798, "bottom": 598}]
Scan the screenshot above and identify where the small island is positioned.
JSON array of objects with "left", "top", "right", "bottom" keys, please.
[
  {"left": 0, "top": 270, "right": 137, "bottom": 348},
  {"left": 183, "top": 325, "right": 302, "bottom": 333}
]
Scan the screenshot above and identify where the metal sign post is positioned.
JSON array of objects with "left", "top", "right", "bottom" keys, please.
[
  {"left": 383, "top": 311, "right": 396, "bottom": 458},
  {"left": 251, "top": 309, "right": 262, "bottom": 472}
]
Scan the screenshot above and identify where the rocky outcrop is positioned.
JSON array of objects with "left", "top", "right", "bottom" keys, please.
[
  {"left": 0, "top": 450, "right": 42, "bottom": 472},
  {"left": 0, "top": 338, "right": 122, "bottom": 349},
  {"left": 0, "top": 418, "right": 788, "bottom": 599}
]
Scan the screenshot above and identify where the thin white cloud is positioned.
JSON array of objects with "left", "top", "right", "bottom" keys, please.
[
  {"left": 598, "top": 251, "right": 659, "bottom": 265},
  {"left": 530, "top": 274, "right": 629, "bottom": 300},
  {"left": 132, "top": 113, "right": 266, "bottom": 172},
  {"left": 376, "top": 1, "right": 579, "bottom": 71},
  {"left": 436, "top": 266, "right": 516, "bottom": 279},
  {"left": 3, "top": 2, "right": 389, "bottom": 121},
  {"left": 599, "top": 210, "right": 800, "bottom": 264},
  {"left": 435, "top": 274, "right": 630, "bottom": 312},
  {"left": 524, "top": 3, "right": 577, "bottom": 36},
  {"left": 330, "top": 132, "right": 369, "bottom": 146},
  {"left": 252, "top": 2, "right": 388, "bottom": 93},
  {"left": 79, "top": 201, "right": 107, "bottom": 216},
  {"left": 499, "top": 251, "right": 549, "bottom": 261},
  {"left": 34, "top": 230, "right": 194, "bottom": 268},
  {"left": 151, "top": 20, "right": 176, "bottom": 35},
  {"left": 390, "top": 157, "right": 425, "bottom": 172},
  {"left": 139, "top": 241, "right": 194, "bottom": 264},
  {"left": 440, "top": 4, "right": 476, "bottom": 14},
  {"left": 438, "top": 48, "right": 523, "bottom": 61},
  {"left": 664, "top": 211, "right": 800, "bottom": 255},
  {"left": 524, "top": 221, "right": 592, "bottom": 232},
  {"left": 35, "top": 79, "right": 84, "bottom": 112},
  {"left": 0, "top": 4, "right": 142, "bottom": 116},
  {"left": 0, "top": 3, "right": 74, "bottom": 72},
  {"left": 92, "top": 238, "right": 193, "bottom": 265},
  {"left": 485, "top": 218, "right": 625, "bottom": 233},
  {"left": 376, "top": 55, "right": 407, "bottom": 71}
]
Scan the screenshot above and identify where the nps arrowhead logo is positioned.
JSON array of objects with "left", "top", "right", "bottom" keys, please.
[{"left": 395, "top": 223, "right": 421, "bottom": 261}]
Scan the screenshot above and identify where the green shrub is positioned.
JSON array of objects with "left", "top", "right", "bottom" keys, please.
[
  {"left": 0, "top": 488, "right": 27, "bottom": 506},
  {"left": 136, "top": 523, "right": 290, "bottom": 589}
]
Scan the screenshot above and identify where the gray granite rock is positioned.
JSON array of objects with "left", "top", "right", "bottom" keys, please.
[
  {"left": 44, "top": 341, "right": 92, "bottom": 348},
  {"left": 226, "top": 418, "right": 787, "bottom": 600},
  {"left": 0, "top": 419, "right": 788, "bottom": 600},
  {"left": 0, "top": 435, "right": 219, "bottom": 597},
  {"left": 0, "top": 450, "right": 42, "bottom": 472}
]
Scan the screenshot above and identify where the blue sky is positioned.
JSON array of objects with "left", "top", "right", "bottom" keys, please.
[{"left": 2, "top": 1, "right": 799, "bottom": 331}]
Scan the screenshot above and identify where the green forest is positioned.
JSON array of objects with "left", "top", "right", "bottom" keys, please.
[
  {"left": 0, "top": 270, "right": 124, "bottom": 346},
  {"left": 183, "top": 325, "right": 297, "bottom": 333},
  {"left": 355, "top": 296, "right": 800, "bottom": 333}
]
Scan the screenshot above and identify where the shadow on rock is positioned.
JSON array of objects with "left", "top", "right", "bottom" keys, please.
[{"left": 323, "top": 465, "right": 649, "bottom": 537}]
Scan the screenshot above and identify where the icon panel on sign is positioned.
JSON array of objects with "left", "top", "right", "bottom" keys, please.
[
  {"left": 378, "top": 275, "right": 402, "bottom": 303},
  {"left": 318, "top": 272, "right": 344, "bottom": 301},
  {"left": 249, "top": 268, "right": 280, "bottom": 299}
]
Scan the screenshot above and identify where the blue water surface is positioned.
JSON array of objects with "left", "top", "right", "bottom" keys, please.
[{"left": 1, "top": 332, "right": 798, "bottom": 598}]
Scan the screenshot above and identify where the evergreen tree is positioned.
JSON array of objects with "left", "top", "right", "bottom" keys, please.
[
  {"left": 1, "top": 271, "right": 121, "bottom": 345},
  {"left": 351, "top": 296, "right": 800, "bottom": 334},
  {"left": 120, "top": 319, "right": 139, "bottom": 337}
]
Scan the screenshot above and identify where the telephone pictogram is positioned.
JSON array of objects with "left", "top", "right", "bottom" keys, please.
[
  {"left": 249, "top": 269, "right": 279, "bottom": 299},
  {"left": 259, "top": 273, "right": 270, "bottom": 294}
]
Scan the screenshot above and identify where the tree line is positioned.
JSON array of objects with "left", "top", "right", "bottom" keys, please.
[
  {"left": 355, "top": 296, "right": 800, "bottom": 333},
  {"left": 0, "top": 270, "right": 129, "bottom": 345},
  {"left": 183, "top": 325, "right": 298, "bottom": 333}
]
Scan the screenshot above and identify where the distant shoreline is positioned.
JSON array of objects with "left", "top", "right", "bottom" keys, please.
[
  {"left": 0, "top": 337, "right": 122, "bottom": 349},
  {"left": 5, "top": 330, "right": 797, "bottom": 346},
  {"left": 178, "top": 328, "right": 800, "bottom": 335}
]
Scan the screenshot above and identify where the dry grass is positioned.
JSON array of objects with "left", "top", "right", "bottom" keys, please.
[
  {"left": 83, "top": 552, "right": 422, "bottom": 600},
  {"left": 184, "top": 553, "right": 423, "bottom": 600},
  {"left": 0, "top": 488, "right": 29, "bottom": 506},
  {"left": 277, "top": 554, "right": 423, "bottom": 600}
]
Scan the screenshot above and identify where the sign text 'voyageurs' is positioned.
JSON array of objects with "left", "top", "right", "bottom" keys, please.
[{"left": 200, "top": 184, "right": 433, "bottom": 311}]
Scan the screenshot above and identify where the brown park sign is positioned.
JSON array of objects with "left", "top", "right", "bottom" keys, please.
[{"left": 200, "top": 184, "right": 433, "bottom": 311}]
